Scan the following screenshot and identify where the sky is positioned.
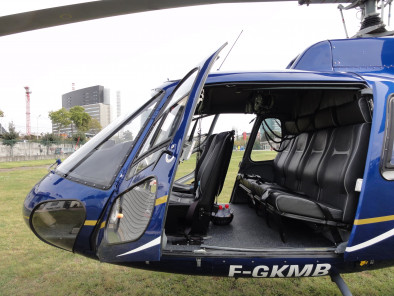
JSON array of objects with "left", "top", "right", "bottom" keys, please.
[{"left": 0, "top": 0, "right": 388, "bottom": 135}]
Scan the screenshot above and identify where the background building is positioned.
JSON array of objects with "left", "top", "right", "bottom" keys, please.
[
  {"left": 259, "top": 118, "right": 282, "bottom": 150},
  {"left": 53, "top": 85, "right": 111, "bottom": 135},
  {"left": 116, "top": 91, "right": 121, "bottom": 118}
]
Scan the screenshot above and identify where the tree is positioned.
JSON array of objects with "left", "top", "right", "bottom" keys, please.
[
  {"left": 3, "top": 122, "right": 19, "bottom": 156},
  {"left": 72, "top": 132, "right": 86, "bottom": 146},
  {"left": 253, "top": 139, "right": 261, "bottom": 150},
  {"left": 49, "top": 108, "right": 71, "bottom": 135},
  {"left": 0, "top": 109, "right": 4, "bottom": 138},
  {"left": 69, "top": 106, "right": 91, "bottom": 133},
  {"left": 88, "top": 118, "right": 102, "bottom": 134},
  {"left": 41, "top": 133, "right": 60, "bottom": 155},
  {"left": 123, "top": 130, "right": 133, "bottom": 141}
]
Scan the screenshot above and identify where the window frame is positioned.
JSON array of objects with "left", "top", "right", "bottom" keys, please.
[
  {"left": 104, "top": 177, "right": 158, "bottom": 245},
  {"left": 381, "top": 94, "right": 394, "bottom": 179},
  {"left": 248, "top": 116, "right": 282, "bottom": 163},
  {"left": 128, "top": 69, "right": 200, "bottom": 177}
]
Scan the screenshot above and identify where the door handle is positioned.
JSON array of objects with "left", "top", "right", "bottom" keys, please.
[{"left": 152, "top": 149, "right": 174, "bottom": 170}]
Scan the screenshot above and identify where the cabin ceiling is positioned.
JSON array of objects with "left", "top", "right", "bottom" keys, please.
[{"left": 201, "top": 83, "right": 363, "bottom": 121}]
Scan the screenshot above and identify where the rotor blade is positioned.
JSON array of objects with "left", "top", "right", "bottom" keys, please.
[{"left": 0, "top": 0, "right": 352, "bottom": 37}]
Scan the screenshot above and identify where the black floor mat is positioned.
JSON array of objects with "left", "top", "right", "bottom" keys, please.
[
  {"left": 202, "top": 204, "right": 333, "bottom": 249},
  {"left": 164, "top": 204, "right": 334, "bottom": 251}
]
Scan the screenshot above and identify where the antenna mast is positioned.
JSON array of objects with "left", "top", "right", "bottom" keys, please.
[
  {"left": 217, "top": 30, "right": 243, "bottom": 71},
  {"left": 24, "top": 86, "right": 31, "bottom": 136}
]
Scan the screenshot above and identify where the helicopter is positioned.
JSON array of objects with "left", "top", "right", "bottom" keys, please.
[{"left": 1, "top": 1, "right": 392, "bottom": 295}]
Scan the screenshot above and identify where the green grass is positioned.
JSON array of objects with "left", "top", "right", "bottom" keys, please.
[
  {"left": 0, "top": 159, "right": 393, "bottom": 295},
  {"left": 0, "top": 158, "right": 59, "bottom": 169}
]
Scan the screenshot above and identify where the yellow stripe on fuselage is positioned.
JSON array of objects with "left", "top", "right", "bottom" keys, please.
[
  {"left": 354, "top": 215, "right": 394, "bottom": 225},
  {"left": 84, "top": 220, "right": 105, "bottom": 228},
  {"left": 155, "top": 195, "right": 168, "bottom": 206},
  {"left": 84, "top": 220, "right": 97, "bottom": 226}
]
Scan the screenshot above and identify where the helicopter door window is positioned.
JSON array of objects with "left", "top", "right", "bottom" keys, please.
[
  {"left": 381, "top": 95, "right": 394, "bottom": 180},
  {"left": 250, "top": 118, "right": 281, "bottom": 162},
  {"left": 127, "top": 147, "right": 166, "bottom": 178},
  {"left": 127, "top": 97, "right": 188, "bottom": 179},
  {"left": 106, "top": 178, "right": 157, "bottom": 244},
  {"left": 136, "top": 97, "right": 188, "bottom": 159}
]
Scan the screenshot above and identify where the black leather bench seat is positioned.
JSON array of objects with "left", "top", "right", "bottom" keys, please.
[
  {"left": 238, "top": 97, "right": 371, "bottom": 228},
  {"left": 238, "top": 136, "right": 295, "bottom": 199},
  {"left": 239, "top": 177, "right": 285, "bottom": 197}
]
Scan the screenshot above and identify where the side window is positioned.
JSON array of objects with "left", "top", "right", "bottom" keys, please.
[
  {"left": 127, "top": 97, "right": 188, "bottom": 179},
  {"left": 250, "top": 118, "right": 281, "bottom": 162},
  {"left": 381, "top": 95, "right": 394, "bottom": 180},
  {"left": 137, "top": 97, "right": 187, "bottom": 159}
]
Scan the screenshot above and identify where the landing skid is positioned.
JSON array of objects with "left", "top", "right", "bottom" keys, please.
[{"left": 330, "top": 271, "right": 352, "bottom": 296}]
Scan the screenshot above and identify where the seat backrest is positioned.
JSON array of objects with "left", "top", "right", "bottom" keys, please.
[
  {"left": 195, "top": 130, "right": 234, "bottom": 209},
  {"left": 273, "top": 136, "right": 295, "bottom": 186},
  {"left": 299, "top": 128, "right": 332, "bottom": 199},
  {"left": 197, "top": 134, "right": 216, "bottom": 168},
  {"left": 298, "top": 108, "right": 336, "bottom": 199},
  {"left": 193, "top": 133, "right": 216, "bottom": 191},
  {"left": 284, "top": 132, "right": 310, "bottom": 191},
  {"left": 317, "top": 98, "right": 371, "bottom": 223}
]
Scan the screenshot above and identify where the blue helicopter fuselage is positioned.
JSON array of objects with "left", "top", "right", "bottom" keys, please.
[{"left": 23, "top": 37, "right": 394, "bottom": 278}]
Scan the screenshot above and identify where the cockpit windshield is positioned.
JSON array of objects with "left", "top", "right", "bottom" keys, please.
[{"left": 56, "top": 91, "right": 164, "bottom": 189}]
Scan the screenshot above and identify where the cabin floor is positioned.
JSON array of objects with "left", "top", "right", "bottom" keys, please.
[{"left": 164, "top": 204, "right": 334, "bottom": 252}]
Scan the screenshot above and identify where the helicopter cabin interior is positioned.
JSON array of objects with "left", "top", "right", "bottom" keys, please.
[{"left": 163, "top": 81, "right": 372, "bottom": 253}]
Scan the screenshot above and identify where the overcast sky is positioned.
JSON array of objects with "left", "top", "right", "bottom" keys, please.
[{"left": 0, "top": 0, "right": 386, "bottom": 135}]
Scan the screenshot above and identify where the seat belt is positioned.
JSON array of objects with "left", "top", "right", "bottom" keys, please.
[
  {"left": 314, "top": 201, "right": 343, "bottom": 244},
  {"left": 184, "top": 199, "right": 199, "bottom": 237}
]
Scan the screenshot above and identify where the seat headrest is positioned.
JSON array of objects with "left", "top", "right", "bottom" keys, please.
[
  {"left": 284, "top": 121, "right": 298, "bottom": 135},
  {"left": 314, "top": 107, "right": 336, "bottom": 130},
  {"left": 296, "top": 116, "right": 314, "bottom": 132},
  {"left": 336, "top": 98, "right": 372, "bottom": 126}
]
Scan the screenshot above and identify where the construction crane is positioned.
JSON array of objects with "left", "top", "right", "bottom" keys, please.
[{"left": 24, "top": 86, "right": 31, "bottom": 136}]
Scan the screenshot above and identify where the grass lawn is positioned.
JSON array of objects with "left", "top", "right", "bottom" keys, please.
[
  {"left": 0, "top": 158, "right": 59, "bottom": 169},
  {"left": 0, "top": 157, "right": 393, "bottom": 296}
]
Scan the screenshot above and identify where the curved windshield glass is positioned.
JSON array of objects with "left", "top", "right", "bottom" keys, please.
[{"left": 56, "top": 92, "right": 163, "bottom": 189}]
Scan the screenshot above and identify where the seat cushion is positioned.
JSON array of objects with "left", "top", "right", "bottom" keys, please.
[
  {"left": 266, "top": 190, "right": 343, "bottom": 221},
  {"left": 239, "top": 175, "right": 286, "bottom": 197}
]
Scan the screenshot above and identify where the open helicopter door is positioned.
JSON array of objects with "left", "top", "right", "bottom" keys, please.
[{"left": 96, "top": 44, "right": 226, "bottom": 263}]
